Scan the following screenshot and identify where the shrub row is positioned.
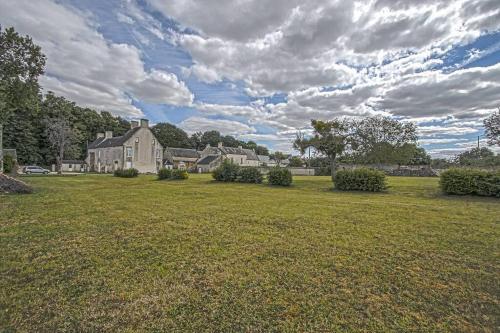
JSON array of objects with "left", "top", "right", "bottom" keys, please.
[
  {"left": 158, "top": 168, "right": 189, "bottom": 181},
  {"left": 113, "top": 168, "right": 139, "bottom": 178},
  {"left": 440, "top": 168, "right": 500, "bottom": 197},
  {"left": 334, "top": 168, "right": 387, "bottom": 192},
  {"left": 212, "top": 161, "right": 291, "bottom": 186}
]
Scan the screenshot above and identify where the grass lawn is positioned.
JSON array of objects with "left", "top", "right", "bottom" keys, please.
[{"left": 0, "top": 174, "right": 499, "bottom": 332}]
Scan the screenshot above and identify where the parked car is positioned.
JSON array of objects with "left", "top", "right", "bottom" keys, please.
[{"left": 23, "top": 166, "right": 50, "bottom": 174}]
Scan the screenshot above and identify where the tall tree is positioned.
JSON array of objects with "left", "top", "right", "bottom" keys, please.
[
  {"left": 45, "top": 116, "right": 79, "bottom": 174},
  {"left": 295, "top": 119, "right": 353, "bottom": 181},
  {"left": 201, "top": 130, "right": 223, "bottom": 147},
  {"left": 0, "top": 26, "right": 45, "bottom": 172},
  {"left": 190, "top": 132, "right": 203, "bottom": 150},
  {"left": 484, "top": 109, "right": 500, "bottom": 146},
  {"left": 151, "top": 123, "right": 191, "bottom": 148}
]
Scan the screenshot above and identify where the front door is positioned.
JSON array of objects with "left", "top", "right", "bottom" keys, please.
[{"left": 126, "top": 161, "right": 132, "bottom": 169}]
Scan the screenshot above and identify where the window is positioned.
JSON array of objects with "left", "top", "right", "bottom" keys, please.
[
  {"left": 135, "top": 137, "right": 139, "bottom": 143},
  {"left": 152, "top": 139, "right": 155, "bottom": 144},
  {"left": 241, "top": 158, "right": 243, "bottom": 164},
  {"left": 126, "top": 147, "right": 133, "bottom": 157},
  {"left": 68, "top": 164, "right": 72, "bottom": 168}
]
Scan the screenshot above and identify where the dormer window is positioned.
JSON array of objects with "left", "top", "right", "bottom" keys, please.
[
  {"left": 152, "top": 139, "right": 156, "bottom": 144},
  {"left": 135, "top": 137, "right": 139, "bottom": 143}
]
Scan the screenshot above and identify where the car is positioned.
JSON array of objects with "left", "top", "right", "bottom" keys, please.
[{"left": 23, "top": 166, "right": 50, "bottom": 175}]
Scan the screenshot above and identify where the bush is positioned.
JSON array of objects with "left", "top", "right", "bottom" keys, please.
[
  {"left": 3, "top": 155, "right": 15, "bottom": 174},
  {"left": 113, "top": 168, "right": 139, "bottom": 178},
  {"left": 158, "top": 168, "right": 172, "bottom": 180},
  {"left": 171, "top": 169, "right": 189, "bottom": 180},
  {"left": 334, "top": 168, "right": 387, "bottom": 192},
  {"left": 212, "top": 160, "right": 240, "bottom": 182},
  {"left": 267, "top": 167, "right": 292, "bottom": 186},
  {"left": 238, "top": 167, "right": 263, "bottom": 184},
  {"left": 440, "top": 168, "right": 500, "bottom": 197}
]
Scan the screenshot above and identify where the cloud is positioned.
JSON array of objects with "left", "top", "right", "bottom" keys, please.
[
  {"left": 179, "top": 117, "right": 256, "bottom": 136},
  {"left": 0, "top": 0, "right": 191, "bottom": 117}
]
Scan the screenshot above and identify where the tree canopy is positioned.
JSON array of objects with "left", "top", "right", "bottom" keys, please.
[{"left": 484, "top": 109, "right": 500, "bottom": 146}]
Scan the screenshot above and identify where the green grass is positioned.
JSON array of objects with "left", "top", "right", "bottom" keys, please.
[{"left": 1, "top": 174, "right": 499, "bottom": 332}]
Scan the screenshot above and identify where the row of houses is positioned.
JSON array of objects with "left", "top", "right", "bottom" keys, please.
[{"left": 83, "top": 119, "right": 287, "bottom": 174}]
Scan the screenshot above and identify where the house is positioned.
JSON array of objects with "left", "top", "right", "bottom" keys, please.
[
  {"left": 257, "top": 155, "right": 277, "bottom": 167},
  {"left": 61, "top": 160, "right": 86, "bottom": 173},
  {"left": 164, "top": 147, "right": 200, "bottom": 170},
  {"left": 196, "top": 142, "right": 260, "bottom": 172},
  {"left": 86, "top": 119, "right": 163, "bottom": 173}
]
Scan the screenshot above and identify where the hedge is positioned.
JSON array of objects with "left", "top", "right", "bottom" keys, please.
[
  {"left": 334, "top": 168, "right": 387, "bottom": 192},
  {"left": 268, "top": 167, "right": 292, "bottom": 186},
  {"left": 171, "top": 169, "right": 189, "bottom": 180},
  {"left": 440, "top": 168, "right": 500, "bottom": 197},
  {"left": 212, "top": 160, "right": 240, "bottom": 182},
  {"left": 113, "top": 168, "right": 139, "bottom": 178},
  {"left": 158, "top": 168, "right": 172, "bottom": 180},
  {"left": 238, "top": 167, "right": 263, "bottom": 184}
]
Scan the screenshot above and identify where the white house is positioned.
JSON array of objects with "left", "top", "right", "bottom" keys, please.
[{"left": 86, "top": 119, "right": 163, "bottom": 174}]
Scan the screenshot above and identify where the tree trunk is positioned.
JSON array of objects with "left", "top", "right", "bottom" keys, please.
[
  {"left": 330, "top": 154, "right": 336, "bottom": 183},
  {"left": 58, "top": 137, "right": 64, "bottom": 174},
  {"left": 0, "top": 124, "right": 3, "bottom": 174}
]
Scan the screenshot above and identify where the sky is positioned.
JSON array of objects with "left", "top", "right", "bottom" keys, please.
[{"left": 1, "top": 0, "right": 499, "bottom": 156}]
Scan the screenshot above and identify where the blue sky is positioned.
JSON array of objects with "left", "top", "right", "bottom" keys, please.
[{"left": 1, "top": 0, "right": 499, "bottom": 156}]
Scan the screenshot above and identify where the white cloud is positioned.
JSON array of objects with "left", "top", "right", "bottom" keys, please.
[
  {"left": 179, "top": 117, "right": 256, "bottom": 136},
  {"left": 0, "top": 0, "right": 192, "bottom": 117}
]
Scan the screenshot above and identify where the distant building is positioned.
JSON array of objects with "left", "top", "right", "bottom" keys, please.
[
  {"left": 61, "top": 160, "right": 86, "bottom": 173},
  {"left": 164, "top": 147, "right": 200, "bottom": 170},
  {"left": 86, "top": 119, "right": 163, "bottom": 173},
  {"left": 257, "top": 155, "right": 277, "bottom": 167},
  {"left": 197, "top": 142, "right": 260, "bottom": 172}
]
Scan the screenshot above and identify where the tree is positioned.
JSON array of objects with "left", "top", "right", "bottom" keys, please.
[
  {"left": 0, "top": 26, "right": 46, "bottom": 172},
  {"left": 484, "top": 109, "right": 500, "bottom": 146},
  {"left": 288, "top": 156, "right": 304, "bottom": 167},
  {"left": 295, "top": 119, "right": 353, "bottom": 181},
  {"left": 270, "top": 151, "right": 287, "bottom": 166},
  {"left": 190, "top": 132, "right": 203, "bottom": 150},
  {"left": 454, "top": 147, "right": 499, "bottom": 167},
  {"left": 152, "top": 123, "right": 191, "bottom": 149},
  {"left": 201, "top": 130, "right": 223, "bottom": 147},
  {"left": 352, "top": 116, "right": 417, "bottom": 164},
  {"left": 45, "top": 116, "right": 79, "bottom": 174}
]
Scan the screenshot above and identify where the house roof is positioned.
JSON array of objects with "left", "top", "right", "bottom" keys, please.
[
  {"left": 243, "top": 149, "right": 259, "bottom": 161},
  {"left": 88, "top": 127, "right": 141, "bottom": 149},
  {"left": 166, "top": 147, "right": 200, "bottom": 159},
  {"left": 258, "top": 155, "right": 270, "bottom": 162},
  {"left": 197, "top": 155, "right": 220, "bottom": 165},
  {"left": 62, "top": 160, "right": 85, "bottom": 164}
]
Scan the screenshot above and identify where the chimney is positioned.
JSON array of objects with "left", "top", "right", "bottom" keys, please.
[
  {"left": 105, "top": 131, "right": 113, "bottom": 139},
  {"left": 140, "top": 119, "right": 149, "bottom": 128},
  {"left": 217, "top": 142, "right": 223, "bottom": 148},
  {"left": 238, "top": 145, "right": 243, "bottom": 150},
  {"left": 97, "top": 133, "right": 105, "bottom": 139},
  {"left": 131, "top": 120, "right": 139, "bottom": 129}
]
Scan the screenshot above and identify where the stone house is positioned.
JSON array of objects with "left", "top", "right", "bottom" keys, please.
[
  {"left": 61, "top": 160, "right": 86, "bottom": 173},
  {"left": 164, "top": 147, "right": 200, "bottom": 170},
  {"left": 196, "top": 142, "right": 259, "bottom": 172},
  {"left": 86, "top": 119, "right": 163, "bottom": 173}
]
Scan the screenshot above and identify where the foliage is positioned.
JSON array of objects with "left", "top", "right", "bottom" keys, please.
[
  {"left": 295, "top": 118, "right": 353, "bottom": 181},
  {"left": 3, "top": 155, "right": 14, "bottom": 173},
  {"left": 212, "top": 159, "right": 240, "bottom": 182},
  {"left": 157, "top": 168, "right": 172, "bottom": 180},
  {"left": 113, "top": 168, "right": 139, "bottom": 178},
  {"left": 152, "top": 123, "right": 192, "bottom": 149},
  {"left": 440, "top": 168, "right": 500, "bottom": 197},
  {"left": 267, "top": 167, "right": 292, "bottom": 186},
  {"left": 431, "top": 158, "right": 454, "bottom": 169},
  {"left": 171, "top": 169, "right": 189, "bottom": 180},
  {"left": 270, "top": 151, "right": 287, "bottom": 166},
  {"left": 238, "top": 167, "right": 263, "bottom": 184},
  {"left": 484, "top": 109, "right": 500, "bottom": 146},
  {"left": 1, "top": 174, "right": 499, "bottom": 331},
  {"left": 288, "top": 156, "right": 304, "bottom": 167},
  {"left": 334, "top": 168, "right": 387, "bottom": 192},
  {"left": 452, "top": 147, "right": 500, "bottom": 168}
]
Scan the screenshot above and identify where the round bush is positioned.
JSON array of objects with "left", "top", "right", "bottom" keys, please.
[
  {"left": 113, "top": 168, "right": 139, "bottom": 178},
  {"left": 238, "top": 167, "right": 263, "bottom": 184},
  {"left": 171, "top": 169, "right": 189, "bottom": 180},
  {"left": 334, "top": 168, "right": 387, "bottom": 192},
  {"left": 268, "top": 167, "right": 292, "bottom": 186},
  {"left": 158, "top": 168, "right": 172, "bottom": 180},
  {"left": 212, "top": 160, "right": 240, "bottom": 182}
]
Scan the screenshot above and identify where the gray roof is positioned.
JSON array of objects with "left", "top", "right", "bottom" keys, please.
[
  {"left": 166, "top": 147, "right": 199, "bottom": 159},
  {"left": 88, "top": 127, "right": 141, "bottom": 149},
  {"left": 197, "top": 155, "right": 220, "bottom": 165},
  {"left": 243, "top": 148, "right": 258, "bottom": 161},
  {"left": 258, "top": 155, "right": 270, "bottom": 162}
]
